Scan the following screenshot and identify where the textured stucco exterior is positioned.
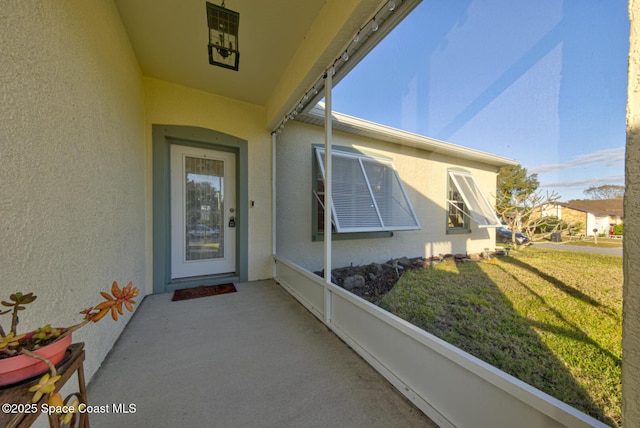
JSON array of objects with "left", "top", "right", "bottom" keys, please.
[
  {"left": 624, "top": 1, "right": 640, "bottom": 426},
  {"left": 0, "top": 0, "right": 145, "bottom": 388},
  {"left": 0, "top": 0, "right": 284, "bottom": 395},
  {"left": 276, "top": 121, "right": 501, "bottom": 272},
  {"left": 143, "top": 78, "right": 273, "bottom": 282}
]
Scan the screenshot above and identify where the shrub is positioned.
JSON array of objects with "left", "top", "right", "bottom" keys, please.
[{"left": 613, "top": 223, "right": 624, "bottom": 235}]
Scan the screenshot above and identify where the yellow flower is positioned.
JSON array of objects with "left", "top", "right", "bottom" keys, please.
[
  {"left": 28, "top": 373, "right": 61, "bottom": 403},
  {"left": 47, "top": 393, "right": 79, "bottom": 425},
  {"left": 33, "top": 324, "right": 61, "bottom": 341},
  {"left": 0, "top": 332, "right": 26, "bottom": 351},
  {"left": 60, "top": 398, "right": 79, "bottom": 425}
]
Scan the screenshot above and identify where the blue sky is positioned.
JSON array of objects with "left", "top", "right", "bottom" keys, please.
[{"left": 332, "top": 0, "right": 629, "bottom": 201}]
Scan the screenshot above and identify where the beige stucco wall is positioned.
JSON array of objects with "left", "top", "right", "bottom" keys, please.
[
  {"left": 276, "top": 121, "right": 499, "bottom": 272},
  {"left": 143, "top": 77, "right": 273, "bottom": 282},
  {"left": 0, "top": 0, "right": 145, "bottom": 389},
  {"left": 624, "top": 1, "right": 640, "bottom": 426}
]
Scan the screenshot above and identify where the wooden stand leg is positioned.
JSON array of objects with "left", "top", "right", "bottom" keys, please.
[{"left": 76, "top": 361, "right": 89, "bottom": 428}]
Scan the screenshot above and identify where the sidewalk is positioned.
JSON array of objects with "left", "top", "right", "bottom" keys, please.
[{"left": 533, "top": 242, "right": 622, "bottom": 256}]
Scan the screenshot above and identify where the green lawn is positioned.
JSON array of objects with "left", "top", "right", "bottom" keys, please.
[{"left": 380, "top": 247, "right": 622, "bottom": 426}]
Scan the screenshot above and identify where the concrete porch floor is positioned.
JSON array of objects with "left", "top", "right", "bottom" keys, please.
[{"left": 87, "top": 280, "right": 436, "bottom": 427}]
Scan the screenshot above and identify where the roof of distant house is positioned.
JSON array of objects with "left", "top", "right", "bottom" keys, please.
[{"left": 558, "top": 198, "right": 624, "bottom": 217}]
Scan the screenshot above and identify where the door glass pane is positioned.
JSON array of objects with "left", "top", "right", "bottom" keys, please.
[{"left": 184, "top": 156, "right": 224, "bottom": 261}]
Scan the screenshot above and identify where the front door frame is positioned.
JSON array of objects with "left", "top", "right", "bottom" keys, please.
[{"left": 152, "top": 124, "right": 249, "bottom": 293}]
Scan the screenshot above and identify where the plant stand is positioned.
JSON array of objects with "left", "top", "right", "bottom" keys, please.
[{"left": 0, "top": 343, "right": 88, "bottom": 428}]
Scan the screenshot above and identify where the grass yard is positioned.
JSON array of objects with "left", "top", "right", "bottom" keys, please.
[{"left": 380, "top": 247, "right": 622, "bottom": 426}]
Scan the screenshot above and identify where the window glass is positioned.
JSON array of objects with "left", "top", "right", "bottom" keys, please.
[{"left": 448, "top": 176, "right": 469, "bottom": 230}]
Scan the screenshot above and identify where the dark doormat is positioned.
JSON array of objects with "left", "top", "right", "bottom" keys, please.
[{"left": 171, "top": 283, "right": 237, "bottom": 301}]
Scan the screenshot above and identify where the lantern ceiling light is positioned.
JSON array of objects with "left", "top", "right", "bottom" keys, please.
[{"left": 206, "top": 1, "right": 240, "bottom": 71}]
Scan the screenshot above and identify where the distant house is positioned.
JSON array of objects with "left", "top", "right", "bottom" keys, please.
[{"left": 545, "top": 199, "right": 624, "bottom": 236}]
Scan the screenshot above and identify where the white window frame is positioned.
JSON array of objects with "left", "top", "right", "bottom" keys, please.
[
  {"left": 448, "top": 170, "right": 502, "bottom": 228},
  {"left": 315, "top": 148, "right": 421, "bottom": 233}
]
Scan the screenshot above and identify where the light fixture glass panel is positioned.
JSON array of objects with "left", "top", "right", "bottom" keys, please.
[{"left": 207, "top": 2, "right": 240, "bottom": 71}]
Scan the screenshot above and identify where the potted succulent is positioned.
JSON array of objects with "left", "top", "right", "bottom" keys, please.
[{"left": 0, "top": 281, "right": 138, "bottom": 424}]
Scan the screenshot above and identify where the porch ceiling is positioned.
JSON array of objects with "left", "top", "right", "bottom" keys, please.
[{"left": 114, "top": 0, "right": 385, "bottom": 127}]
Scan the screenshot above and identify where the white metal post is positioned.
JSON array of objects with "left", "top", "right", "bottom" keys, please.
[
  {"left": 324, "top": 70, "right": 333, "bottom": 325},
  {"left": 271, "top": 131, "right": 277, "bottom": 278}
]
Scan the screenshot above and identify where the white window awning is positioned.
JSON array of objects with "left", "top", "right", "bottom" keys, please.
[
  {"left": 448, "top": 170, "right": 502, "bottom": 228},
  {"left": 316, "top": 148, "right": 421, "bottom": 233}
]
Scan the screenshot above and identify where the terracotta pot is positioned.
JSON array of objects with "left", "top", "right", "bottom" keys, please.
[{"left": 0, "top": 332, "right": 72, "bottom": 387}]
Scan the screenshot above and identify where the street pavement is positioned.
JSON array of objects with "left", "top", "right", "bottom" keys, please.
[{"left": 532, "top": 242, "right": 623, "bottom": 256}]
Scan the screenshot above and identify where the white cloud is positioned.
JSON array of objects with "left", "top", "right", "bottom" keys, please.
[
  {"left": 528, "top": 147, "right": 625, "bottom": 174},
  {"left": 541, "top": 174, "right": 625, "bottom": 189}
]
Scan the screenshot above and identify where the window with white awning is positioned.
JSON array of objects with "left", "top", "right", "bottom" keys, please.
[
  {"left": 448, "top": 170, "right": 502, "bottom": 228},
  {"left": 315, "top": 147, "right": 421, "bottom": 233}
]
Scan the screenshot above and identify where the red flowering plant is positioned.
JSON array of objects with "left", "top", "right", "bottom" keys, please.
[{"left": 0, "top": 281, "right": 139, "bottom": 420}]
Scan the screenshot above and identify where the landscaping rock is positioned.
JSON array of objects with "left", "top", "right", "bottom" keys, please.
[
  {"left": 396, "top": 257, "right": 413, "bottom": 269},
  {"left": 367, "top": 263, "right": 383, "bottom": 275},
  {"left": 343, "top": 275, "right": 365, "bottom": 290}
]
